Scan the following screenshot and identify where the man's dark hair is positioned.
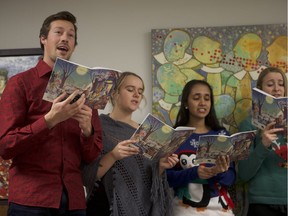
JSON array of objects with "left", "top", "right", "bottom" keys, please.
[{"left": 39, "top": 11, "right": 78, "bottom": 50}]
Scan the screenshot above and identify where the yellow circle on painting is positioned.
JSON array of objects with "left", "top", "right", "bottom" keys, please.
[
  {"left": 76, "top": 66, "right": 88, "bottom": 75},
  {"left": 217, "top": 136, "right": 227, "bottom": 142},
  {"left": 265, "top": 95, "right": 274, "bottom": 104},
  {"left": 162, "top": 125, "right": 172, "bottom": 134}
]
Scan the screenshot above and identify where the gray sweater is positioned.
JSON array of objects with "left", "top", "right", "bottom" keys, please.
[{"left": 82, "top": 114, "right": 173, "bottom": 216}]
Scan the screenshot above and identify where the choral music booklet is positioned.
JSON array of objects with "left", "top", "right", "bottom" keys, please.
[
  {"left": 251, "top": 87, "right": 287, "bottom": 132},
  {"left": 43, "top": 57, "right": 121, "bottom": 109},
  {"left": 130, "top": 113, "right": 195, "bottom": 160},
  {"left": 195, "top": 130, "right": 257, "bottom": 164}
]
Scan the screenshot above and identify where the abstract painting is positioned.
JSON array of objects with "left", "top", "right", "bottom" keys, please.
[{"left": 152, "top": 24, "right": 287, "bottom": 134}]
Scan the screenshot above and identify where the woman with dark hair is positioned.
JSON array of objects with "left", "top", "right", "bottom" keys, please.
[
  {"left": 174, "top": 80, "right": 224, "bottom": 131},
  {"left": 167, "top": 79, "right": 236, "bottom": 216},
  {"left": 238, "top": 67, "right": 287, "bottom": 216}
]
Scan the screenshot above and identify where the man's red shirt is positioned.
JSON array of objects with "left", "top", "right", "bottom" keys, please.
[{"left": 0, "top": 59, "right": 102, "bottom": 210}]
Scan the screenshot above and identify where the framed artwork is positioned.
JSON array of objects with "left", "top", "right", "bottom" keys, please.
[
  {"left": 0, "top": 48, "right": 43, "bottom": 202},
  {"left": 152, "top": 24, "right": 287, "bottom": 133}
]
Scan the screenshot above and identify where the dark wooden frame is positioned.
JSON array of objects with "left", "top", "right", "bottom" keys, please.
[{"left": 0, "top": 48, "right": 43, "bottom": 57}]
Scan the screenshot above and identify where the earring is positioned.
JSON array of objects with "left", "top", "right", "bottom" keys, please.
[{"left": 185, "top": 106, "right": 188, "bottom": 109}]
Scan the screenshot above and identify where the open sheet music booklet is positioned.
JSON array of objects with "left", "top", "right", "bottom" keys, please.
[{"left": 130, "top": 113, "right": 195, "bottom": 160}]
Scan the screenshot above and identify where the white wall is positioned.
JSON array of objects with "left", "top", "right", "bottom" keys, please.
[{"left": 1, "top": 0, "right": 287, "bottom": 122}]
